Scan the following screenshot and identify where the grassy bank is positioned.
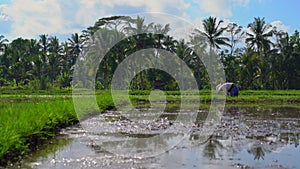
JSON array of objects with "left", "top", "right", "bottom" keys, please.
[
  {"left": 129, "top": 90, "right": 300, "bottom": 107},
  {"left": 0, "top": 89, "right": 300, "bottom": 166},
  {"left": 0, "top": 86, "right": 72, "bottom": 95},
  {"left": 0, "top": 97, "right": 77, "bottom": 165},
  {"left": 0, "top": 90, "right": 116, "bottom": 166}
]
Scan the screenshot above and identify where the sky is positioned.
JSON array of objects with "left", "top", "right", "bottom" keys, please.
[{"left": 0, "top": 0, "right": 299, "bottom": 42}]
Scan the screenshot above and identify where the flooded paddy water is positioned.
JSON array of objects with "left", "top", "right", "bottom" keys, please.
[{"left": 6, "top": 106, "right": 300, "bottom": 169}]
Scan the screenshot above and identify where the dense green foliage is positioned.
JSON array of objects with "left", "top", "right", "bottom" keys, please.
[{"left": 0, "top": 16, "right": 299, "bottom": 90}]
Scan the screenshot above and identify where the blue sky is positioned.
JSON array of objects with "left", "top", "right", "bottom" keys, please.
[{"left": 0, "top": 0, "right": 299, "bottom": 41}]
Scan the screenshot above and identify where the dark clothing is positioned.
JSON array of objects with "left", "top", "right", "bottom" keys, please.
[{"left": 229, "top": 84, "right": 239, "bottom": 96}]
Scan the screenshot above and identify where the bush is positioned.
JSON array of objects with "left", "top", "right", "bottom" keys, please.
[{"left": 0, "top": 78, "right": 11, "bottom": 86}]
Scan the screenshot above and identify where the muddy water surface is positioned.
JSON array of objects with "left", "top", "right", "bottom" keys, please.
[{"left": 8, "top": 107, "right": 300, "bottom": 169}]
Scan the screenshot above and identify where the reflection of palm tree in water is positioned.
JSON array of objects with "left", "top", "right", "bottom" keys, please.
[
  {"left": 202, "top": 136, "right": 225, "bottom": 160},
  {"left": 247, "top": 146, "right": 266, "bottom": 160},
  {"left": 291, "top": 136, "right": 300, "bottom": 148}
]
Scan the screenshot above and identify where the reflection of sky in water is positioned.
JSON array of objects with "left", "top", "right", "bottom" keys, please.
[
  {"left": 9, "top": 107, "right": 300, "bottom": 169},
  {"left": 156, "top": 145, "right": 233, "bottom": 169},
  {"left": 156, "top": 138, "right": 300, "bottom": 169},
  {"left": 234, "top": 145, "right": 299, "bottom": 169}
]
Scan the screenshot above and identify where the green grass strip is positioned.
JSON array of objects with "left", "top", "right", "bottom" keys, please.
[{"left": 0, "top": 98, "right": 77, "bottom": 165}]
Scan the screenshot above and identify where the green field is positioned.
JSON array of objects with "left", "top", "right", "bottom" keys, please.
[{"left": 1, "top": 89, "right": 300, "bottom": 165}]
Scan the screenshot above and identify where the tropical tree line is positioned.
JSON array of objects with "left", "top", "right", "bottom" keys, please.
[{"left": 0, "top": 16, "right": 299, "bottom": 90}]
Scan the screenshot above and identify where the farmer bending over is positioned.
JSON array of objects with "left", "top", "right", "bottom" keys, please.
[{"left": 216, "top": 82, "right": 239, "bottom": 97}]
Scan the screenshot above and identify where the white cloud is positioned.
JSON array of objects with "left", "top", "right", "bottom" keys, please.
[
  {"left": 75, "top": 1, "right": 108, "bottom": 27},
  {"left": 144, "top": 13, "right": 202, "bottom": 41},
  {"left": 200, "top": 0, "right": 233, "bottom": 17},
  {"left": 0, "top": 13, "right": 8, "bottom": 21},
  {"left": 1, "top": 0, "right": 82, "bottom": 40},
  {"left": 100, "top": 0, "right": 189, "bottom": 14},
  {"left": 193, "top": 0, "right": 249, "bottom": 18},
  {"left": 232, "top": 0, "right": 249, "bottom": 6},
  {"left": 1, "top": 0, "right": 191, "bottom": 40},
  {"left": 270, "top": 20, "right": 290, "bottom": 32},
  {"left": 1, "top": 0, "right": 290, "bottom": 45},
  {"left": 0, "top": 4, "right": 9, "bottom": 21}
]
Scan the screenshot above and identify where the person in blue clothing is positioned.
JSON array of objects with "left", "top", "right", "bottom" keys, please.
[{"left": 216, "top": 82, "right": 239, "bottom": 97}]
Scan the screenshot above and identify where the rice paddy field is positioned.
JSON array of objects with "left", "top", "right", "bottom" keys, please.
[{"left": 0, "top": 89, "right": 300, "bottom": 166}]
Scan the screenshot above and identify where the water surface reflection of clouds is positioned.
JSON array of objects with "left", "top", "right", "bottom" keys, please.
[{"left": 9, "top": 107, "right": 300, "bottom": 169}]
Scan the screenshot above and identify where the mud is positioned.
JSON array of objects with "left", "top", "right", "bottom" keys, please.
[{"left": 6, "top": 107, "right": 300, "bottom": 169}]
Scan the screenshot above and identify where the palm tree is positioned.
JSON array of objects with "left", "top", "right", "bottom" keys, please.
[
  {"left": 27, "top": 39, "right": 40, "bottom": 81},
  {"left": 31, "top": 41, "right": 44, "bottom": 88},
  {"left": 0, "top": 35, "right": 9, "bottom": 82},
  {"left": 68, "top": 33, "right": 84, "bottom": 67},
  {"left": 124, "top": 16, "right": 153, "bottom": 35},
  {"left": 37, "top": 34, "right": 51, "bottom": 89},
  {"left": 124, "top": 16, "right": 154, "bottom": 89},
  {"left": 194, "top": 16, "right": 230, "bottom": 82},
  {"left": 240, "top": 48, "right": 262, "bottom": 89},
  {"left": 153, "top": 23, "right": 171, "bottom": 50},
  {"left": 68, "top": 33, "right": 83, "bottom": 56},
  {"left": 246, "top": 17, "right": 274, "bottom": 89},
  {"left": 273, "top": 30, "right": 300, "bottom": 89},
  {"left": 59, "top": 42, "right": 74, "bottom": 87},
  {"left": 9, "top": 38, "right": 34, "bottom": 86},
  {"left": 246, "top": 17, "right": 273, "bottom": 54},
  {"left": 175, "top": 39, "right": 193, "bottom": 89},
  {"left": 48, "top": 36, "right": 63, "bottom": 85},
  {"left": 226, "top": 23, "right": 245, "bottom": 55},
  {"left": 38, "top": 34, "right": 50, "bottom": 62},
  {"left": 0, "top": 35, "right": 8, "bottom": 55}
]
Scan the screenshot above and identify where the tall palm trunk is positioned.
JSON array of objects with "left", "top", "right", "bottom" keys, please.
[{"left": 209, "top": 45, "right": 214, "bottom": 83}]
